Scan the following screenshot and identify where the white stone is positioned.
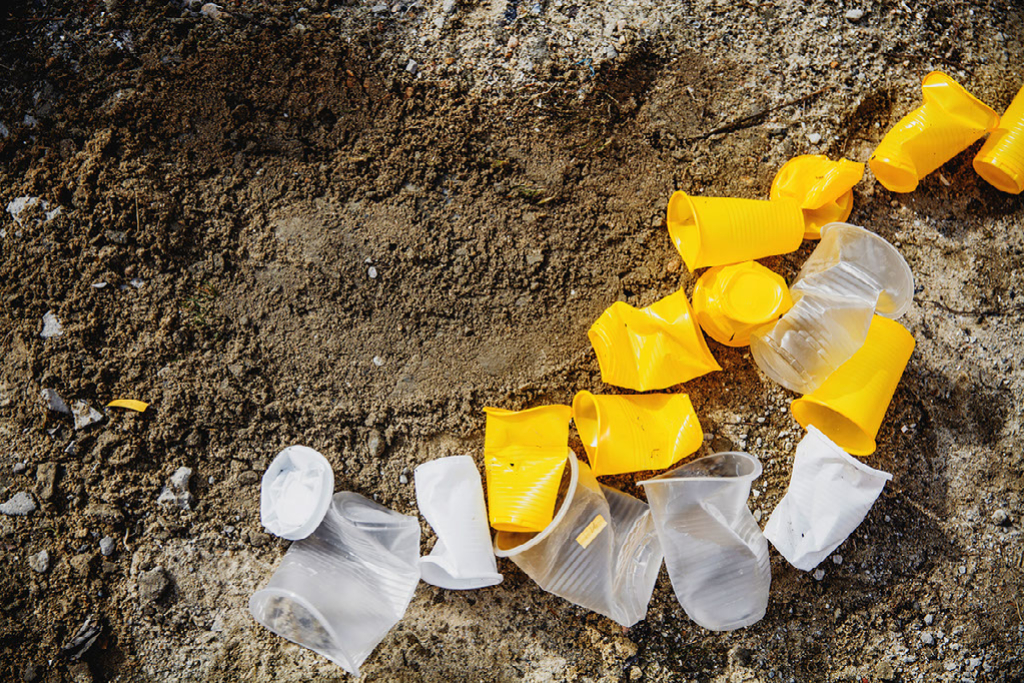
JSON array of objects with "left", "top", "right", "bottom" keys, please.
[
  {"left": 41, "top": 388, "right": 71, "bottom": 414},
  {"left": 0, "top": 492, "right": 36, "bottom": 516},
  {"left": 157, "top": 466, "right": 195, "bottom": 510},
  {"left": 29, "top": 549, "right": 49, "bottom": 573},
  {"left": 845, "top": 9, "right": 864, "bottom": 21},
  {"left": 807, "top": 132, "right": 822, "bottom": 144},
  {"left": 72, "top": 400, "right": 104, "bottom": 431},
  {"left": 40, "top": 311, "right": 64, "bottom": 338}
]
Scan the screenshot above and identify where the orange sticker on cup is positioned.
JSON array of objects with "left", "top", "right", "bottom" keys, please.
[{"left": 575, "top": 514, "right": 608, "bottom": 548}]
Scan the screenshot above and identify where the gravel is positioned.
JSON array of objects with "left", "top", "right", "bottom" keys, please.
[
  {"left": 138, "top": 567, "right": 169, "bottom": 605},
  {"left": 921, "top": 632, "right": 936, "bottom": 646},
  {"left": 0, "top": 492, "right": 36, "bottom": 516},
  {"left": 28, "top": 550, "right": 49, "bottom": 574},
  {"left": 99, "top": 536, "right": 116, "bottom": 557},
  {"left": 157, "top": 467, "right": 195, "bottom": 510}
]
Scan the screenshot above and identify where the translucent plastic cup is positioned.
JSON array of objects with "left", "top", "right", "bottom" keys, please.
[
  {"left": 587, "top": 289, "right": 721, "bottom": 392},
  {"left": 484, "top": 405, "right": 572, "bottom": 532},
  {"left": 791, "top": 315, "right": 915, "bottom": 456},
  {"left": 750, "top": 291, "right": 875, "bottom": 395},
  {"left": 692, "top": 261, "right": 794, "bottom": 347},
  {"left": 249, "top": 492, "right": 421, "bottom": 675},
  {"left": 790, "top": 222, "right": 915, "bottom": 319},
  {"left": 640, "top": 452, "right": 770, "bottom": 632},
  {"left": 869, "top": 71, "right": 999, "bottom": 193},
  {"left": 260, "top": 445, "right": 335, "bottom": 541},
  {"left": 572, "top": 391, "right": 703, "bottom": 476},
  {"left": 770, "top": 155, "right": 865, "bottom": 239},
  {"left": 764, "top": 427, "right": 892, "bottom": 571},
  {"left": 974, "top": 84, "right": 1024, "bottom": 194},
  {"left": 666, "top": 191, "right": 805, "bottom": 271},
  {"left": 494, "top": 455, "right": 664, "bottom": 628},
  {"left": 415, "top": 455, "right": 503, "bottom": 590}
]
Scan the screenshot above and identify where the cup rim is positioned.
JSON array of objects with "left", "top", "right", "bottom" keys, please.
[
  {"left": 638, "top": 450, "right": 762, "bottom": 486},
  {"left": 803, "top": 426, "right": 893, "bottom": 481},
  {"left": 493, "top": 450, "right": 580, "bottom": 558},
  {"left": 419, "top": 556, "right": 504, "bottom": 590},
  {"left": 249, "top": 587, "right": 355, "bottom": 673}
]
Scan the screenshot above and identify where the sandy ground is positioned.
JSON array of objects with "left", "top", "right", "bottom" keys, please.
[{"left": 1, "top": 0, "right": 1023, "bottom": 680}]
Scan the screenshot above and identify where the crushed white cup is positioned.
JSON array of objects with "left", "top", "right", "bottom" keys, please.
[
  {"left": 249, "top": 492, "right": 421, "bottom": 675},
  {"left": 764, "top": 426, "right": 892, "bottom": 571},
  {"left": 415, "top": 455, "right": 503, "bottom": 590},
  {"left": 494, "top": 452, "right": 663, "bottom": 628},
  {"left": 260, "top": 445, "right": 335, "bottom": 541},
  {"left": 791, "top": 222, "right": 915, "bottom": 319},
  {"left": 640, "top": 451, "right": 770, "bottom": 632}
]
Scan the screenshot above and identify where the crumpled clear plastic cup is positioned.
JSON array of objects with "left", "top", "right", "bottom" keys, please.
[
  {"left": 588, "top": 289, "right": 721, "bottom": 392},
  {"left": 415, "top": 455, "right": 503, "bottom": 590},
  {"left": 249, "top": 492, "right": 421, "bottom": 675},
  {"left": 260, "top": 445, "right": 335, "bottom": 541},
  {"left": 764, "top": 427, "right": 892, "bottom": 571},
  {"left": 572, "top": 391, "right": 703, "bottom": 476},
  {"left": 974, "top": 83, "right": 1024, "bottom": 195},
  {"left": 750, "top": 291, "right": 875, "bottom": 395},
  {"left": 640, "top": 452, "right": 770, "bottom": 632},
  {"left": 790, "top": 222, "right": 915, "bottom": 319},
  {"left": 494, "top": 453, "right": 663, "bottom": 628}
]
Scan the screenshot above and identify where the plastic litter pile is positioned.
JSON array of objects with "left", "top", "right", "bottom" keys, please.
[{"left": 248, "top": 72, "right": 1023, "bottom": 673}]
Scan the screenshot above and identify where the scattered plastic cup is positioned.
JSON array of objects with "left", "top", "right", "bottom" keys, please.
[
  {"left": 869, "top": 71, "right": 1000, "bottom": 193},
  {"left": 974, "top": 83, "right": 1024, "bottom": 194},
  {"left": 790, "top": 222, "right": 915, "bottom": 319},
  {"left": 666, "top": 191, "right": 805, "bottom": 271},
  {"left": 770, "top": 155, "right": 865, "bottom": 239},
  {"left": 572, "top": 391, "right": 703, "bottom": 476},
  {"left": 415, "top": 455, "right": 503, "bottom": 590},
  {"left": 249, "top": 492, "right": 421, "bottom": 675},
  {"left": 640, "top": 451, "right": 770, "bottom": 632},
  {"left": 260, "top": 445, "right": 335, "bottom": 541},
  {"left": 494, "top": 455, "right": 664, "bottom": 628},
  {"left": 484, "top": 405, "right": 572, "bottom": 532},
  {"left": 764, "top": 426, "right": 892, "bottom": 571},
  {"left": 792, "top": 315, "right": 915, "bottom": 456},
  {"left": 692, "top": 261, "right": 794, "bottom": 347},
  {"left": 587, "top": 289, "right": 721, "bottom": 392},
  {"left": 750, "top": 291, "right": 875, "bottom": 395}
]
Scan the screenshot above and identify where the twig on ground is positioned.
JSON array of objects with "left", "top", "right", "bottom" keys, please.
[{"left": 688, "top": 85, "right": 834, "bottom": 141}]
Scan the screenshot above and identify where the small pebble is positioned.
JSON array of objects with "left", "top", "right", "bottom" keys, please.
[
  {"left": 13, "top": 462, "right": 27, "bottom": 473},
  {"left": 0, "top": 492, "right": 36, "bottom": 516},
  {"left": 372, "top": 355, "right": 384, "bottom": 367},
  {"left": 925, "top": 613, "right": 934, "bottom": 625},
  {"left": 368, "top": 266, "right": 378, "bottom": 279},
  {"left": 992, "top": 509, "right": 1010, "bottom": 526},
  {"left": 845, "top": 8, "right": 864, "bottom": 21},
  {"left": 41, "top": 388, "right": 70, "bottom": 414},
  {"left": 813, "top": 568, "right": 825, "bottom": 581},
  {"left": 832, "top": 554, "right": 843, "bottom": 565},
  {"left": 753, "top": 509, "right": 762, "bottom": 522},
  {"left": 405, "top": 59, "right": 419, "bottom": 74},
  {"left": 399, "top": 473, "right": 409, "bottom": 484},
  {"left": 807, "top": 132, "right": 822, "bottom": 144},
  {"left": 99, "top": 536, "right": 116, "bottom": 557},
  {"left": 40, "top": 311, "right": 64, "bottom": 339},
  {"left": 920, "top": 631, "right": 935, "bottom": 646},
  {"left": 29, "top": 549, "right": 49, "bottom": 573}
]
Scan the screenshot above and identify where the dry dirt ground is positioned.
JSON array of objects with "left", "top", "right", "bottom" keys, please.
[{"left": 1, "top": 0, "right": 1023, "bottom": 681}]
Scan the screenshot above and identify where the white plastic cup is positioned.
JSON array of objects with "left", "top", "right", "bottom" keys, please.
[
  {"left": 764, "top": 426, "right": 892, "bottom": 571},
  {"left": 494, "top": 454, "right": 663, "bottom": 628},
  {"left": 640, "top": 452, "right": 770, "bottom": 632},
  {"left": 791, "top": 222, "right": 915, "bottom": 319},
  {"left": 750, "top": 292, "right": 875, "bottom": 395},
  {"left": 260, "top": 445, "right": 335, "bottom": 541},
  {"left": 249, "top": 492, "right": 421, "bottom": 675},
  {"left": 415, "top": 455, "right": 503, "bottom": 590}
]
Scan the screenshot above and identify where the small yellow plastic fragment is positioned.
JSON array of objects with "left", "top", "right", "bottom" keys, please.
[
  {"left": 107, "top": 399, "right": 149, "bottom": 413},
  {"left": 575, "top": 514, "right": 607, "bottom": 549}
]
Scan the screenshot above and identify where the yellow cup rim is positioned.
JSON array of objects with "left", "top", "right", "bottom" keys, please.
[
  {"left": 791, "top": 395, "right": 877, "bottom": 456},
  {"left": 493, "top": 450, "right": 580, "bottom": 557},
  {"left": 973, "top": 154, "right": 1024, "bottom": 194}
]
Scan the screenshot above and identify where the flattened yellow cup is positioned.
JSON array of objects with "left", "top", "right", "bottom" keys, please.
[
  {"left": 770, "top": 155, "right": 865, "bottom": 239},
  {"left": 791, "top": 316, "right": 915, "bottom": 456},
  {"left": 572, "top": 391, "right": 703, "bottom": 477},
  {"left": 587, "top": 289, "right": 721, "bottom": 392},
  {"left": 869, "top": 71, "right": 999, "bottom": 193},
  {"left": 484, "top": 405, "right": 572, "bottom": 532},
  {"left": 974, "top": 84, "right": 1024, "bottom": 194},
  {"left": 692, "top": 262, "right": 793, "bottom": 347},
  {"left": 666, "top": 191, "right": 805, "bottom": 272}
]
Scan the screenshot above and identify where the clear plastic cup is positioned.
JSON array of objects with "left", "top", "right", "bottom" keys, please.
[
  {"left": 790, "top": 222, "right": 915, "bottom": 319},
  {"left": 572, "top": 391, "right": 703, "bottom": 476},
  {"left": 415, "top": 455, "right": 503, "bottom": 590},
  {"left": 749, "top": 291, "right": 875, "bottom": 395},
  {"left": 974, "top": 83, "right": 1024, "bottom": 194},
  {"left": 249, "top": 492, "right": 421, "bottom": 675},
  {"left": 260, "top": 445, "right": 335, "bottom": 541},
  {"left": 494, "top": 454, "right": 663, "bottom": 628},
  {"left": 640, "top": 452, "right": 770, "bottom": 632},
  {"left": 764, "top": 427, "right": 892, "bottom": 571},
  {"left": 588, "top": 288, "right": 721, "bottom": 392}
]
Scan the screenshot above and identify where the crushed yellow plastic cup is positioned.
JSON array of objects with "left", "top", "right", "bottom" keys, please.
[
  {"left": 484, "top": 405, "right": 572, "bottom": 532},
  {"left": 791, "top": 316, "right": 915, "bottom": 456},
  {"left": 587, "top": 289, "right": 721, "bottom": 392},
  {"left": 692, "top": 262, "right": 793, "bottom": 347},
  {"left": 770, "top": 155, "right": 865, "bottom": 239},
  {"left": 666, "top": 191, "right": 805, "bottom": 271},
  {"left": 107, "top": 399, "right": 149, "bottom": 412},
  {"left": 973, "top": 84, "right": 1024, "bottom": 194},
  {"left": 572, "top": 391, "right": 703, "bottom": 477},
  {"left": 869, "top": 71, "right": 999, "bottom": 193}
]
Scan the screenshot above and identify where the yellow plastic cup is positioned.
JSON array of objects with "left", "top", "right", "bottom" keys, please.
[
  {"left": 666, "top": 191, "right": 805, "bottom": 271},
  {"left": 791, "top": 316, "right": 915, "bottom": 456},
  {"left": 973, "top": 84, "right": 1024, "bottom": 194},
  {"left": 572, "top": 391, "right": 704, "bottom": 477},
  {"left": 484, "top": 405, "right": 572, "bottom": 532},
  {"left": 587, "top": 289, "right": 721, "bottom": 392},
  {"left": 770, "top": 155, "right": 865, "bottom": 239},
  {"left": 692, "top": 262, "right": 794, "bottom": 347},
  {"left": 869, "top": 71, "right": 999, "bottom": 193}
]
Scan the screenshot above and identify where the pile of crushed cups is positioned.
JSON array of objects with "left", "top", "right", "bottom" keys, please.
[{"left": 247, "top": 73, "right": 1024, "bottom": 674}]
